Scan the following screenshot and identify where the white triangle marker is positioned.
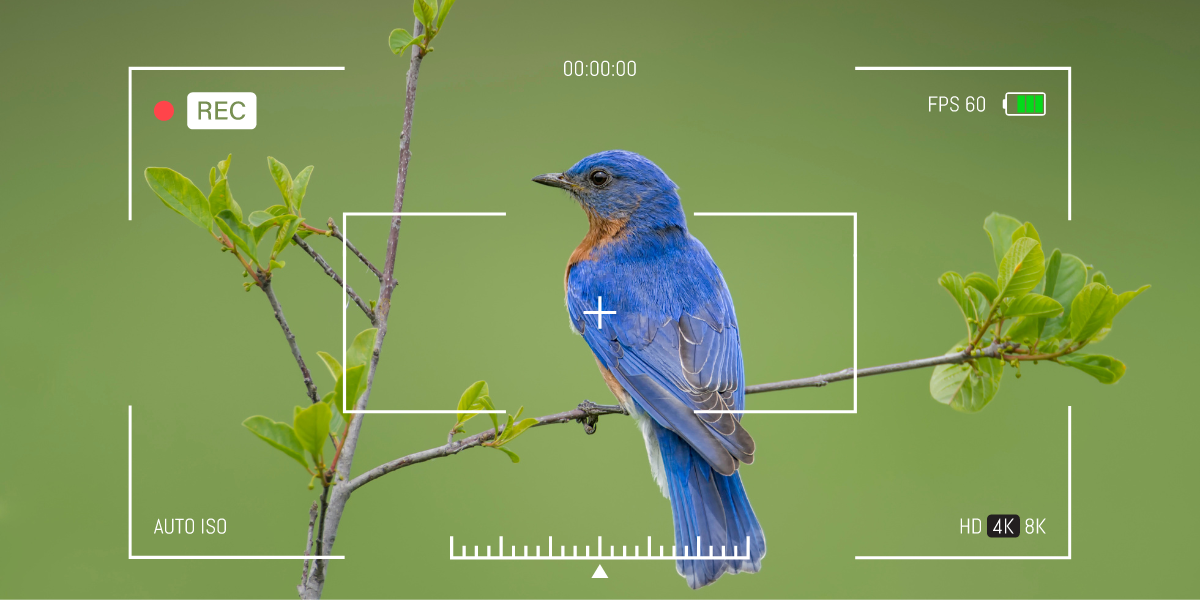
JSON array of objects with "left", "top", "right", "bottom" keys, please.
[{"left": 592, "top": 564, "right": 608, "bottom": 579}]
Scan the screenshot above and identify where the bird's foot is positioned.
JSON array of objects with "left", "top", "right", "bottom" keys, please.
[
  {"left": 575, "top": 400, "right": 625, "bottom": 435},
  {"left": 576, "top": 400, "right": 601, "bottom": 434}
]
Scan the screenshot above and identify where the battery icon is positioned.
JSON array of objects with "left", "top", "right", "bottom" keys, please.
[{"left": 1003, "top": 92, "right": 1046, "bottom": 116}]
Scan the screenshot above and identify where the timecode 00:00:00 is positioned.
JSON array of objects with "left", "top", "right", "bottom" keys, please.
[{"left": 564, "top": 60, "right": 637, "bottom": 77}]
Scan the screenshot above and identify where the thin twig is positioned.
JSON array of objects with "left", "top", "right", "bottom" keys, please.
[
  {"left": 328, "top": 221, "right": 384, "bottom": 282},
  {"left": 744, "top": 342, "right": 1015, "bottom": 394},
  {"left": 292, "top": 235, "right": 379, "bottom": 326},
  {"left": 326, "top": 420, "right": 352, "bottom": 481},
  {"left": 262, "top": 277, "right": 319, "bottom": 404},
  {"left": 346, "top": 402, "right": 625, "bottom": 494},
  {"left": 297, "top": 501, "right": 318, "bottom": 596},
  {"left": 314, "top": 483, "right": 330, "bottom": 557}
]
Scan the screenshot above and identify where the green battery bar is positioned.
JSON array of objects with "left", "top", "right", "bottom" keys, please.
[{"left": 1003, "top": 92, "right": 1046, "bottom": 116}]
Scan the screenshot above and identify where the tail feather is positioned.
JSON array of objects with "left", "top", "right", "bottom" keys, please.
[{"left": 655, "top": 421, "right": 765, "bottom": 589}]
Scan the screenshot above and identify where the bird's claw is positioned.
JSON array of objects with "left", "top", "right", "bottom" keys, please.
[{"left": 576, "top": 400, "right": 601, "bottom": 435}]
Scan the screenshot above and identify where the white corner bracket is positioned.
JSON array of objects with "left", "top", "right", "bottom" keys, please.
[{"left": 854, "top": 66, "right": 1072, "bottom": 220}]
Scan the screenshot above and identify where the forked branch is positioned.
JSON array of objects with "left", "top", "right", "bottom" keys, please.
[
  {"left": 328, "top": 221, "right": 384, "bottom": 282},
  {"left": 292, "top": 235, "right": 379, "bottom": 326}
]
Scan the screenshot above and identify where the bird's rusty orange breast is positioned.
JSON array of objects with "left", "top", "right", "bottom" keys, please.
[{"left": 563, "top": 208, "right": 629, "bottom": 293}]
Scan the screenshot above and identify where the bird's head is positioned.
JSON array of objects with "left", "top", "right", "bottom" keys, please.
[{"left": 533, "top": 150, "right": 684, "bottom": 228}]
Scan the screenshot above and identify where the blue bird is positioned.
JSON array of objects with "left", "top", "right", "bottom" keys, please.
[{"left": 533, "top": 150, "right": 765, "bottom": 588}]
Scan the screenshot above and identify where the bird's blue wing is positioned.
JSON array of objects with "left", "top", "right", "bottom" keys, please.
[{"left": 567, "top": 240, "right": 753, "bottom": 476}]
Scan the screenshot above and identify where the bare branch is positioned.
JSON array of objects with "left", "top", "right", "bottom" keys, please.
[
  {"left": 328, "top": 221, "right": 384, "bottom": 283},
  {"left": 315, "top": 483, "right": 330, "bottom": 556},
  {"left": 745, "top": 342, "right": 1014, "bottom": 394},
  {"left": 346, "top": 402, "right": 625, "bottom": 494},
  {"left": 262, "top": 278, "right": 319, "bottom": 404},
  {"left": 291, "top": 235, "right": 379, "bottom": 326},
  {"left": 302, "top": 18, "right": 426, "bottom": 600},
  {"left": 344, "top": 343, "right": 1025, "bottom": 498},
  {"left": 297, "top": 501, "right": 318, "bottom": 596}
]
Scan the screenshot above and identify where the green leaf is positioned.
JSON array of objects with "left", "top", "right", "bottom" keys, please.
[
  {"left": 929, "top": 348, "right": 1003, "bottom": 413},
  {"left": 247, "top": 211, "right": 275, "bottom": 227},
  {"left": 1037, "top": 250, "right": 1059, "bottom": 338},
  {"left": 1091, "top": 271, "right": 1107, "bottom": 285},
  {"left": 938, "top": 272, "right": 977, "bottom": 340},
  {"left": 389, "top": 28, "right": 419, "bottom": 55},
  {"left": 346, "top": 328, "right": 378, "bottom": 368},
  {"left": 214, "top": 209, "right": 258, "bottom": 266},
  {"left": 253, "top": 214, "right": 297, "bottom": 247},
  {"left": 1011, "top": 221, "right": 1041, "bottom": 245},
  {"left": 1090, "top": 284, "right": 1150, "bottom": 344},
  {"left": 1004, "top": 316, "right": 1040, "bottom": 345},
  {"left": 217, "top": 154, "right": 231, "bottom": 178},
  {"left": 266, "top": 204, "right": 289, "bottom": 217},
  {"left": 499, "top": 417, "right": 538, "bottom": 445},
  {"left": 456, "top": 380, "right": 489, "bottom": 427},
  {"left": 414, "top": 0, "right": 436, "bottom": 27},
  {"left": 345, "top": 364, "right": 367, "bottom": 400},
  {"left": 267, "top": 157, "right": 295, "bottom": 212},
  {"left": 435, "top": 0, "right": 455, "bottom": 29},
  {"left": 968, "top": 287, "right": 990, "bottom": 331},
  {"left": 1003, "top": 293, "right": 1063, "bottom": 318},
  {"left": 1113, "top": 285, "right": 1150, "bottom": 317},
  {"left": 322, "top": 391, "right": 347, "bottom": 434},
  {"left": 964, "top": 272, "right": 999, "bottom": 302},
  {"left": 209, "top": 167, "right": 217, "bottom": 190},
  {"left": 996, "top": 237, "right": 1045, "bottom": 300},
  {"left": 242, "top": 416, "right": 309, "bottom": 469},
  {"left": 207, "top": 178, "right": 243, "bottom": 223},
  {"left": 983, "top": 212, "right": 1022, "bottom": 269},
  {"left": 272, "top": 216, "right": 304, "bottom": 259},
  {"left": 485, "top": 397, "right": 501, "bottom": 434},
  {"left": 293, "top": 402, "right": 332, "bottom": 457},
  {"left": 145, "top": 168, "right": 213, "bottom": 232},
  {"left": 495, "top": 446, "right": 520, "bottom": 463},
  {"left": 334, "top": 364, "right": 367, "bottom": 414},
  {"left": 1062, "top": 354, "right": 1126, "bottom": 384},
  {"left": 292, "top": 166, "right": 314, "bottom": 211},
  {"left": 316, "top": 351, "right": 342, "bottom": 381},
  {"left": 1040, "top": 251, "right": 1088, "bottom": 340},
  {"left": 1069, "top": 283, "right": 1117, "bottom": 342},
  {"left": 498, "top": 413, "right": 516, "bottom": 443}
]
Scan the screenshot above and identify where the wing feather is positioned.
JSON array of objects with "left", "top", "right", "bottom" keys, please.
[{"left": 568, "top": 242, "right": 754, "bottom": 474}]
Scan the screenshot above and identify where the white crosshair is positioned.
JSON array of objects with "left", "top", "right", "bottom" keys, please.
[{"left": 584, "top": 296, "right": 617, "bottom": 329}]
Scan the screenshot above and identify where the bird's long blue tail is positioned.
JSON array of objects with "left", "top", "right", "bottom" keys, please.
[{"left": 655, "top": 422, "right": 766, "bottom": 589}]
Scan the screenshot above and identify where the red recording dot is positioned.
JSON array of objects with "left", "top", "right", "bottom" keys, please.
[{"left": 154, "top": 101, "right": 174, "bottom": 121}]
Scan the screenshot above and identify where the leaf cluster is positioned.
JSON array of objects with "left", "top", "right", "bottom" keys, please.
[
  {"left": 241, "top": 328, "right": 377, "bottom": 486},
  {"left": 451, "top": 381, "right": 538, "bottom": 463},
  {"left": 931, "top": 213, "right": 1149, "bottom": 412},
  {"left": 144, "top": 155, "right": 321, "bottom": 289},
  {"left": 389, "top": 0, "right": 455, "bottom": 56}
]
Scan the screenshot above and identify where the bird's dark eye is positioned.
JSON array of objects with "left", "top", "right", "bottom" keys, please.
[{"left": 589, "top": 169, "right": 612, "bottom": 187}]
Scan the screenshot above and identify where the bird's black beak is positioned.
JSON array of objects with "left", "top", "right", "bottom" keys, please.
[{"left": 532, "top": 172, "right": 574, "bottom": 190}]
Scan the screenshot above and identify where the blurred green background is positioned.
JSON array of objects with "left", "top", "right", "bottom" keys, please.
[{"left": 1, "top": 0, "right": 1195, "bottom": 597}]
